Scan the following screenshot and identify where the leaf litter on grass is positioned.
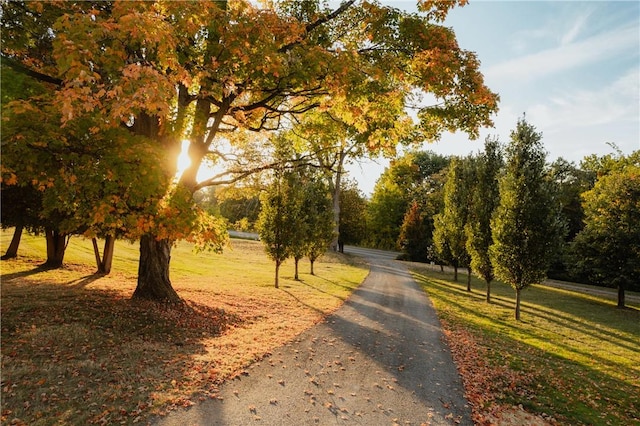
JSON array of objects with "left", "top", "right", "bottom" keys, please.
[
  {"left": 1, "top": 243, "right": 367, "bottom": 425},
  {"left": 1, "top": 271, "right": 243, "bottom": 425}
]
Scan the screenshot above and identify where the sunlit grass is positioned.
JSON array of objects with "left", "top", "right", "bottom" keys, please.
[
  {"left": 409, "top": 264, "right": 640, "bottom": 425},
  {"left": 1, "top": 229, "right": 368, "bottom": 425}
]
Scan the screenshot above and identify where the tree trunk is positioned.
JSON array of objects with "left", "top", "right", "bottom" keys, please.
[
  {"left": 453, "top": 266, "right": 458, "bottom": 282},
  {"left": 466, "top": 266, "right": 471, "bottom": 291},
  {"left": 44, "top": 228, "right": 68, "bottom": 268},
  {"left": 1, "top": 225, "right": 23, "bottom": 259},
  {"left": 275, "top": 260, "right": 280, "bottom": 289},
  {"left": 294, "top": 256, "right": 300, "bottom": 280},
  {"left": 486, "top": 279, "right": 491, "bottom": 303},
  {"left": 515, "top": 287, "right": 522, "bottom": 320},
  {"left": 92, "top": 236, "right": 115, "bottom": 274},
  {"left": 310, "top": 258, "right": 315, "bottom": 275},
  {"left": 133, "top": 234, "right": 180, "bottom": 303},
  {"left": 102, "top": 235, "right": 115, "bottom": 274},
  {"left": 92, "top": 238, "right": 102, "bottom": 270},
  {"left": 329, "top": 150, "right": 346, "bottom": 252},
  {"left": 617, "top": 285, "right": 625, "bottom": 309}
]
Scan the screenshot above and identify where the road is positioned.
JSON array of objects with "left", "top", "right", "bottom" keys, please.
[{"left": 153, "top": 246, "right": 471, "bottom": 425}]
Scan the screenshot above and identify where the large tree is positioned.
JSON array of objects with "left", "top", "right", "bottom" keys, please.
[
  {"left": 2, "top": 0, "right": 498, "bottom": 302},
  {"left": 490, "top": 119, "right": 565, "bottom": 320},
  {"left": 465, "top": 137, "right": 503, "bottom": 302},
  {"left": 571, "top": 160, "right": 640, "bottom": 308}
]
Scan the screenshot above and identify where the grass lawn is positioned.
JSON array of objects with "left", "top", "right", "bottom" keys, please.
[
  {"left": 0, "top": 229, "right": 368, "bottom": 425},
  {"left": 409, "top": 264, "right": 640, "bottom": 426}
]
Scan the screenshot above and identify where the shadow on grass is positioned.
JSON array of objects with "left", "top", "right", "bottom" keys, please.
[
  {"left": 410, "top": 269, "right": 640, "bottom": 425},
  {"left": 295, "top": 274, "right": 356, "bottom": 297},
  {"left": 1, "top": 263, "right": 57, "bottom": 281},
  {"left": 280, "top": 287, "right": 325, "bottom": 315},
  {"left": 1, "top": 278, "right": 242, "bottom": 426}
]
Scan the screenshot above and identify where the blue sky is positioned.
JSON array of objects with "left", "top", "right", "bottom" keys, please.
[{"left": 348, "top": 1, "right": 640, "bottom": 195}]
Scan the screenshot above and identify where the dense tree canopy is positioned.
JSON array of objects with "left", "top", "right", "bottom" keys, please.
[
  {"left": 338, "top": 179, "right": 368, "bottom": 250},
  {"left": 571, "top": 158, "right": 640, "bottom": 308},
  {"left": 1, "top": 0, "right": 498, "bottom": 301},
  {"left": 367, "top": 150, "right": 449, "bottom": 249}
]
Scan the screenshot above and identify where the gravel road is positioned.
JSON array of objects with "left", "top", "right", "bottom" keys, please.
[{"left": 153, "top": 248, "right": 471, "bottom": 426}]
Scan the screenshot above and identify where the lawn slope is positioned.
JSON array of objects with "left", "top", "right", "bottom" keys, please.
[
  {"left": 0, "top": 230, "right": 368, "bottom": 425},
  {"left": 410, "top": 264, "right": 640, "bottom": 426}
]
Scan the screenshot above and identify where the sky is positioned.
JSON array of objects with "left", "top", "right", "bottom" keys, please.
[{"left": 347, "top": 0, "right": 640, "bottom": 195}]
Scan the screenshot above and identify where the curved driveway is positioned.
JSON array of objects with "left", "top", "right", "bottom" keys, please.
[{"left": 154, "top": 247, "right": 471, "bottom": 425}]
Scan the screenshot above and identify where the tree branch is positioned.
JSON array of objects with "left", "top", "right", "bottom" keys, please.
[
  {"left": 279, "top": 0, "right": 357, "bottom": 53},
  {"left": 1, "top": 53, "right": 63, "bottom": 86}
]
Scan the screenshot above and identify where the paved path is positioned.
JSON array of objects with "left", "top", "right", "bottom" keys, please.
[{"left": 153, "top": 248, "right": 471, "bottom": 425}]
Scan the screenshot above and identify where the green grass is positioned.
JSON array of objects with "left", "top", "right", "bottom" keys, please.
[
  {"left": 1, "top": 229, "right": 368, "bottom": 425},
  {"left": 409, "top": 265, "right": 640, "bottom": 426}
]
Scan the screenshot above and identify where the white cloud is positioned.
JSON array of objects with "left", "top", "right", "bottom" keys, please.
[
  {"left": 526, "top": 68, "right": 640, "bottom": 131},
  {"left": 560, "top": 8, "right": 593, "bottom": 45},
  {"left": 486, "top": 25, "right": 639, "bottom": 83}
]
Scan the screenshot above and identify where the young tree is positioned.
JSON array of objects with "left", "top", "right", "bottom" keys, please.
[
  {"left": 303, "top": 176, "right": 336, "bottom": 275},
  {"left": 465, "top": 137, "right": 503, "bottom": 302},
  {"left": 490, "top": 119, "right": 565, "bottom": 320},
  {"left": 257, "top": 168, "right": 299, "bottom": 288},
  {"left": 571, "top": 161, "right": 640, "bottom": 308},
  {"left": 2, "top": 0, "right": 498, "bottom": 302},
  {"left": 433, "top": 157, "right": 471, "bottom": 283}
]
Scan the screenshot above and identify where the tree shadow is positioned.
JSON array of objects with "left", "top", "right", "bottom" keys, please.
[
  {"left": 1, "top": 276, "right": 243, "bottom": 425},
  {"left": 1, "top": 263, "right": 54, "bottom": 281}
]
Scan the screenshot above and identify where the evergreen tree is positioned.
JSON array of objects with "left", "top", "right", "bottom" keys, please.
[
  {"left": 490, "top": 118, "right": 565, "bottom": 320},
  {"left": 465, "top": 137, "right": 503, "bottom": 302}
]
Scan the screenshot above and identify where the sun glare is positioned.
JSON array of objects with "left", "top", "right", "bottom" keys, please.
[{"left": 175, "top": 139, "right": 192, "bottom": 179}]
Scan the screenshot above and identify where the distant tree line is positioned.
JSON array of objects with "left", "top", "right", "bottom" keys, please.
[{"left": 365, "top": 118, "right": 639, "bottom": 315}]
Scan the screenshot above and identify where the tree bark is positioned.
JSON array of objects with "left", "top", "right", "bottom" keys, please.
[
  {"left": 515, "top": 287, "right": 522, "bottom": 320},
  {"left": 102, "top": 235, "right": 115, "bottom": 274},
  {"left": 1, "top": 225, "right": 23, "bottom": 259},
  {"left": 275, "top": 260, "right": 280, "bottom": 289},
  {"left": 294, "top": 256, "right": 300, "bottom": 280},
  {"left": 93, "top": 236, "right": 115, "bottom": 274},
  {"left": 329, "top": 150, "right": 346, "bottom": 252},
  {"left": 133, "top": 234, "right": 180, "bottom": 303},
  {"left": 92, "top": 238, "right": 102, "bottom": 271},
  {"left": 486, "top": 279, "right": 491, "bottom": 303},
  {"left": 44, "top": 228, "right": 68, "bottom": 268},
  {"left": 617, "top": 285, "right": 625, "bottom": 309}
]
